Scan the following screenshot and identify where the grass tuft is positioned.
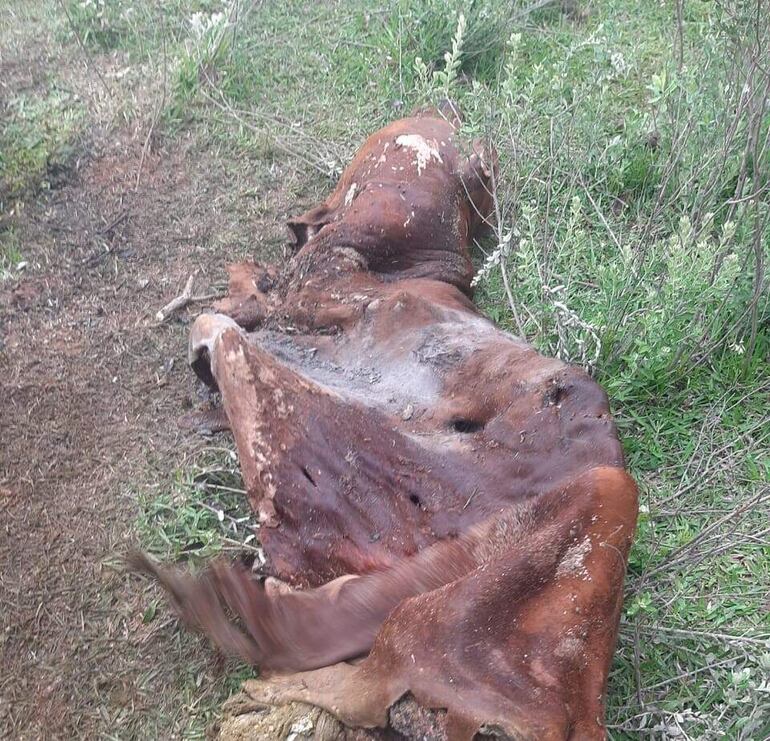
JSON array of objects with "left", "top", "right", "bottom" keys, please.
[
  {"left": 0, "top": 226, "right": 23, "bottom": 282},
  {"left": 136, "top": 446, "right": 257, "bottom": 566},
  {"left": 0, "top": 88, "right": 84, "bottom": 203}
]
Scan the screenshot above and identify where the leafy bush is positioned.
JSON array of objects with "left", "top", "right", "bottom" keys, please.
[
  {"left": 456, "top": 2, "right": 769, "bottom": 385},
  {"left": 382, "top": 0, "right": 509, "bottom": 86},
  {"left": 62, "top": 0, "right": 228, "bottom": 54},
  {"left": 63, "top": 0, "right": 135, "bottom": 50}
]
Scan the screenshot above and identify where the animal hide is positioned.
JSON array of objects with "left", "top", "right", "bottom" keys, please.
[{"left": 135, "top": 106, "right": 638, "bottom": 740}]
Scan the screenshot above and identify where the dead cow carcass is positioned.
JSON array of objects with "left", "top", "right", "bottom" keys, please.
[{"left": 135, "top": 106, "right": 638, "bottom": 740}]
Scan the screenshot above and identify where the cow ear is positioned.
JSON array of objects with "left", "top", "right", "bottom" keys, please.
[
  {"left": 287, "top": 220, "right": 313, "bottom": 249},
  {"left": 469, "top": 138, "right": 497, "bottom": 179},
  {"left": 460, "top": 139, "right": 498, "bottom": 238},
  {"left": 287, "top": 205, "right": 331, "bottom": 249},
  {"left": 287, "top": 220, "right": 329, "bottom": 249}
]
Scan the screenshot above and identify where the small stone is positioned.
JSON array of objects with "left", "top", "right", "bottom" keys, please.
[{"left": 401, "top": 403, "right": 414, "bottom": 420}]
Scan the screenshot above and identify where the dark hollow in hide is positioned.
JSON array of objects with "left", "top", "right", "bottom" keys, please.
[{"left": 135, "top": 108, "right": 638, "bottom": 740}]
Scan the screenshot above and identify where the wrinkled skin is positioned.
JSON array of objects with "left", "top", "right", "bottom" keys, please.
[{"left": 135, "top": 106, "right": 638, "bottom": 740}]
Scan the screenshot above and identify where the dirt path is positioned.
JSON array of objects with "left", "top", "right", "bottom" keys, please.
[{"left": 0, "top": 26, "right": 291, "bottom": 738}]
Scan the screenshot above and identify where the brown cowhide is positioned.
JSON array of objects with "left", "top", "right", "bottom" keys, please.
[{"left": 134, "top": 105, "right": 638, "bottom": 740}]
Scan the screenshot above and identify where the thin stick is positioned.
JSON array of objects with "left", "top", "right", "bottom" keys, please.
[
  {"left": 632, "top": 617, "right": 645, "bottom": 708},
  {"left": 136, "top": 30, "right": 168, "bottom": 190},
  {"left": 201, "top": 482, "right": 247, "bottom": 495},
  {"left": 221, "top": 537, "right": 262, "bottom": 553},
  {"left": 581, "top": 180, "right": 623, "bottom": 253},
  {"left": 463, "top": 488, "right": 478, "bottom": 510},
  {"left": 624, "top": 622, "right": 770, "bottom": 648},
  {"left": 194, "top": 500, "right": 252, "bottom": 529},
  {"left": 96, "top": 209, "right": 129, "bottom": 235},
  {"left": 56, "top": 0, "right": 114, "bottom": 99},
  {"left": 199, "top": 82, "right": 340, "bottom": 178},
  {"left": 156, "top": 274, "right": 196, "bottom": 322},
  {"left": 488, "top": 152, "right": 526, "bottom": 337},
  {"left": 640, "top": 488, "right": 769, "bottom": 580}
]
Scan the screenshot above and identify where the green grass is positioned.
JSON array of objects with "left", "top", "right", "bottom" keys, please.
[
  {"left": 0, "top": 74, "right": 85, "bottom": 275},
  {"left": 0, "top": 87, "right": 84, "bottom": 204},
  {"left": 0, "top": 226, "right": 23, "bottom": 281},
  {"left": 48, "top": 0, "right": 770, "bottom": 737},
  {"left": 133, "top": 446, "right": 259, "bottom": 738},
  {"left": 59, "top": 0, "right": 225, "bottom": 55},
  {"left": 136, "top": 447, "right": 258, "bottom": 565}
]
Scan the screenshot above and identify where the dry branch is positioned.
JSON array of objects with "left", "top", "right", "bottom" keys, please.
[{"left": 155, "top": 274, "right": 222, "bottom": 322}]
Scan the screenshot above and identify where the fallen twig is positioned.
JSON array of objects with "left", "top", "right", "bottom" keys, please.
[
  {"left": 463, "top": 487, "right": 479, "bottom": 509},
  {"left": 199, "top": 81, "right": 343, "bottom": 178},
  {"left": 640, "top": 487, "right": 769, "bottom": 581},
  {"left": 56, "top": 0, "right": 114, "bottom": 100},
  {"left": 622, "top": 622, "right": 770, "bottom": 648},
  {"left": 155, "top": 273, "right": 221, "bottom": 322},
  {"left": 156, "top": 274, "right": 195, "bottom": 322},
  {"left": 136, "top": 31, "right": 168, "bottom": 190},
  {"left": 96, "top": 209, "right": 129, "bottom": 235}
]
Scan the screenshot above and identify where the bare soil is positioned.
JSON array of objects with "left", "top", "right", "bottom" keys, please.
[{"left": 0, "top": 32, "right": 293, "bottom": 740}]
